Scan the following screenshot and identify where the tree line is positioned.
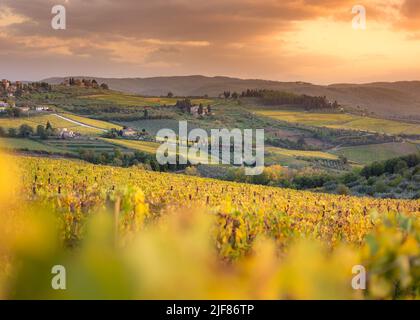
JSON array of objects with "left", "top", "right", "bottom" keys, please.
[
  {"left": 0, "top": 122, "right": 55, "bottom": 139},
  {"left": 241, "top": 89, "right": 340, "bottom": 110}
]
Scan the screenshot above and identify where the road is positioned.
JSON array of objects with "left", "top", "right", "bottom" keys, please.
[{"left": 52, "top": 113, "right": 106, "bottom": 132}]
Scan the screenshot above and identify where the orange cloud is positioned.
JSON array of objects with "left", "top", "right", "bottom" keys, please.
[{"left": 0, "top": 0, "right": 419, "bottom": 83}]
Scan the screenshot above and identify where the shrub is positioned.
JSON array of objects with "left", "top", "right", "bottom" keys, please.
[
  {"left": 185, "top": 166, "right": 200, "bottom": 176},
  {"left": 388, "top": 175, "right": 403, "bottom": 187},
  {"left": 8, "top": 128, "right": 17, "bottom": 137},
  {"left": 374, "top": 180, "right": 388, "bottom": 193},
  {"left": 18, "top": 124, "right": 34, "bottom": 137},
  {"left": 336, "top": 184, "right": 350, "bottom": 195}
]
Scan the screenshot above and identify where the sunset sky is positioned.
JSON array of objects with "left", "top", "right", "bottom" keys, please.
[{"left": 0, "top": 0, "right": 420, "bottom": 84}]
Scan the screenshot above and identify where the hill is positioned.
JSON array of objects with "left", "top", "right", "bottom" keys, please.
[{"left": 42, "top": 76, "right": 420, "bottom": 120}]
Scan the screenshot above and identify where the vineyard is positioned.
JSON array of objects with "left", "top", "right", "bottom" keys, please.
[{"left": 1, "top": 153, "right": 420, "bottom": 299}]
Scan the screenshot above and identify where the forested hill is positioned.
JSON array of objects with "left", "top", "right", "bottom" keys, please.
[{"left": 43, "top": 75, "right": 420, "bottom": 120}]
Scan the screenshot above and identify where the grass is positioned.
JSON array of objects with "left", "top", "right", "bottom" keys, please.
[
  {"left": 0, "top": 137, "right": 121, "bottom": 155},
  {"left": 82, "top": 92, "right": 213, "bottom": 107},
  {"left": 0, "top": 114, "right": 104, "bottom": 135},
  {"left": 118, "top": 119, "right": 202, "bottom": 136},
  {"left": 266, "top": 146, "right": 339, "bottom": 160},
  {"left": 61, "top": 113, "right": 123, "bottom": 130},
  {"left": 101, "top": 138, "right": 160, "bottom": 154},
  {"left": 45, "top": 139, "right": 120, "bottom": 154},
  {"left": 331, "top": 142, "right": 420, "bottom": 164},
  {"left": 254, "top": 109, "right": 420, "bottom": 135},
  {"left": 0, "top": 138, "right": 64, "bottom": 153},
  {"left": 265, "top": 146, "right": 339, "bottom": 167}
]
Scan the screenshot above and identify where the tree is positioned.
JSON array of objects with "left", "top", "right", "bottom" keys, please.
[
  {"left": 19, "top": 124, "right": 34, "bottom": 137},
  {"left": 231, "top": 92, "right": 239, "bottom": 99},
  {"left": 0, "top": 126, "right": 5, "bottom": 137},
  {"left": 143, "top": 109, "right": 149, "bottom": 118},
  {"left": 297, "top": 136, "right": 305, "bottom": 147},
  {"left": 8, "top": 128, "right": 17, "bottom": 137},
  {"left": 339, "top": 155, "right": 348, "bottom": 165},
  {"left": 114, "top": 148, "right": 123, "bottom": 159},
  {"left": 167, "top": 92, "right": 174, "bottom": 98},
  {"left": 393, "top": 160, "right": 408, "bottom": 174},
  {"left": 7, "top": 108, "right": 21, "bottom": 118},
  {"left": 100, "top": 83, "right": 109, "bottom": 90},
  {"left": 36, "top": 125, "right": 48, "bottom": 139},
  {"left": 337, "top": 184, "right": 350, "bottom": 195},
  {"left": 46, "top": 121, "right": 53, "bottom": 131},
  {"left": 223, "top": 91, "right": 231, "bottom": 99}
]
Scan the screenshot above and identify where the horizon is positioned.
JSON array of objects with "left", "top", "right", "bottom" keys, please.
[{"left": 7, "top": 74, "right": 420, "bottom": 86}]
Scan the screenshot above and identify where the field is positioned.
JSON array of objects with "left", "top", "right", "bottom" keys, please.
[
  {"left": 101, "top": 138, "right": 160, "bottom": 154},
  {"left": 1, "top": 154, "right": 419, "bottom": 299},
  {"left": 331, "top": 142, "right": 420, "bottom": 164},
  {"left": 82, "top": 92, "right": 213, "bottom": 107},
  {"left": 117, "top": 119, "right": 201, "bottom": 136},
  {"left": 59, "top": 113, "right": 123, "bottom": 131},
  {"left": 45, "top": 138, "right": 122, "bottom": 154},
  {"left": 266, "top": 146, "right": 338, "bottom": 160},
  {"left": 265, "top": 146, "right": 339, "bottom": 167},
  {"left": 0, "top": 137, "right": 126, "bottom": 155},
  {"left": 0, "top": 113, "right": 104, "bottom": 135},
  {"left": 254, "top": 109, "right": 420, "bottom": 135},
  {"left": 0, "top": 137, "right": 63, "bottom": 153}
]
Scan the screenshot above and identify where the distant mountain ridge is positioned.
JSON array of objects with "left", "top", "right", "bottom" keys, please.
[{"left": 42, "top": 75, "right": 420, "bottom": 120}]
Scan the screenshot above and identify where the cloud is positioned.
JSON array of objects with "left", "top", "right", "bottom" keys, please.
[
  {"left": 0, "top": 0, "right": 419, "bottom": 82},
  {"left": 396, "top": 0, "right": 420, "bottom": 31}
]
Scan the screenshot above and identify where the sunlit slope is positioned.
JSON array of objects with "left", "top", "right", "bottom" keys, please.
[
  {"left": 332, "top": 142, "right": 420, "bottom": 164},
  {"left": 0, "top": 114, "right": 103, "bottom": 135},
  {"left": 255, "top": 110, "right": 420, "bottom": 135}
]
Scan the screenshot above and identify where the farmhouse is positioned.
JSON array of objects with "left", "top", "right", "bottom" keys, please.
[
  {"left": 190, "top": 105, "right": 200, "bottom": 115},
  {"left": 59, "top": 128, "right": 75, "bottom": 139},
  {"left": 35, "top": 106, "right": 50, "bottom": 112},
  {"left": 1, "top": 79, "right": 10, "bottom": 89},
  {"left": 18, "top": 106, "right": 30, "bottom": 112},
  {"left": 188, "top": 105, "right": 212, "bottom": 116},
  {"left": 121, "top": 127, "right": 137, "bottom": 137}
]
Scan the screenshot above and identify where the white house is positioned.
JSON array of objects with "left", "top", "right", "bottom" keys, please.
[
  {"left": 59, "top": 128, "right": 75, "bottom": 139},
  {"left": 0, "top": 107, "right": 6, "bottom": 113},
  {"left": 122, "top": 128, "right": 137, "bottom": 137},
  {"left": 18, "top": 106, "right": 30, "bottom": 112},
  {"left": 35, "top": 106, "right": 50, "bottom": 112}
]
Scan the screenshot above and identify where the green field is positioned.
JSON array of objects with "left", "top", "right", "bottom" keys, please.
[
  {"left": 101, "top": 138, "right": 160, "bottom": 154},
  {"left": 0, "top": 137, "right": 124, "bottom": 155},
  {"left": 265, "top": 146, "right": 339, "bottom": 167},
  {"left": 118, "top": 119, "right": 202, "bottom": 136},
  {"left": 254, "top": 109, "right": 420, "bottom": 135},
  {"left": 45, "top": 139, "right": 121, "bottom": 154},
  {"left": 0, "top": 138, "right": 63, "bottom": 153},
  {"left": 83, "top": 92, "right": 213, "bottom": 107},
  {"left": 0, "top": 114, "right": 104, "bottom": 135},
  {"left": 60, "top": 113, "right": 123, "bottom": 131},
  {"left": 331, "top": 142, "right": 420, "bottom": 164},
  {"left": 266, "top": 146, "right": 339, "bottom": 160}
]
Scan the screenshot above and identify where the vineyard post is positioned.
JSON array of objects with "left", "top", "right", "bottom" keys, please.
[{"left": 114, "top": 197, "right": 121, "bottom": 244}]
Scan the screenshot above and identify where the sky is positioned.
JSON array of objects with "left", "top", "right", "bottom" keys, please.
[{"left": 0, "top": 0, "right": 420, "bottom": 84}]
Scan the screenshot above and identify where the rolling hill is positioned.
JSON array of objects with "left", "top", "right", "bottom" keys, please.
[{"left": 43, "top": 76, "right": 420, "bottom": 120}]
